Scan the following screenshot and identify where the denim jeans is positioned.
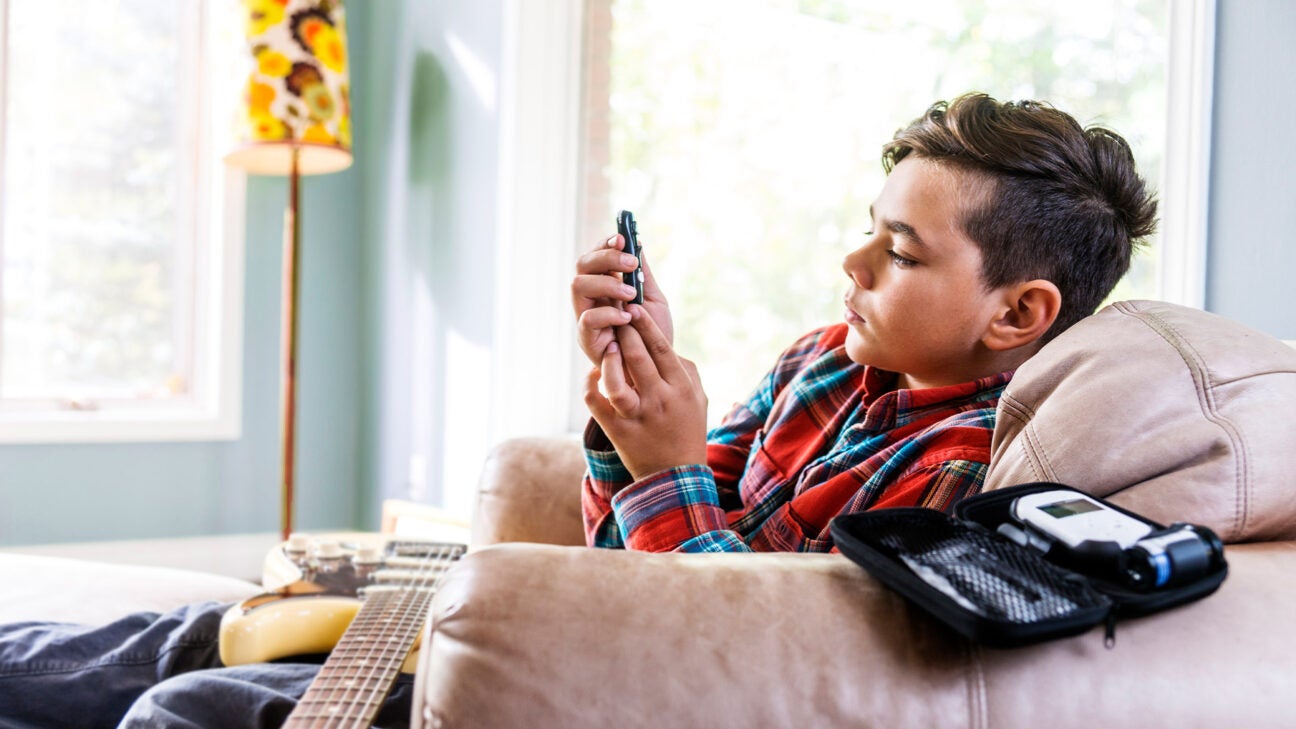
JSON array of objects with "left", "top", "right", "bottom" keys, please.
[{"left": 0, "top": 602, "right": 414, "bottom": 729}]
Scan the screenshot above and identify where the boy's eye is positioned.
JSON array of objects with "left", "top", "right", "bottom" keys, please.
[{"left": 886, "top": 249, "right": 917, "bottom": 268}]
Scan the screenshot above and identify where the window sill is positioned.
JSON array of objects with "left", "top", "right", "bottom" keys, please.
[{"left": 0, "top": 408, "right": 241, "bottom": 444}]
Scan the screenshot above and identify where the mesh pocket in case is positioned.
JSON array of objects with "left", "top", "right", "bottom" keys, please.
[{"left": 832, "top": 509, "right": 1113, "bottom": 647}]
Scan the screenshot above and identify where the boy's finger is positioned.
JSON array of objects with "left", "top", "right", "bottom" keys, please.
[
  {"left": 572, "top": 274, "right": 641, "bottom": 308},
  {"left": 575, "top": 244, "right": 641, "bottom": 276},
  {"left": 613, "top": 322, "right": 656, "bottom": 391},
  {"left": 638, "top": 246, "right": 667, "bottom": 301},
  {"left": 578, "top": 306, "right": 634, "bottom": 333},
  {"left": 599, "top": 341, "right": 640, "bottom": 415},
  {"left": 626, "top": 305, "right": 687, "bottom": 383},
  {"left": 583, "top": 366, "right": 616, "bottom": 423}
]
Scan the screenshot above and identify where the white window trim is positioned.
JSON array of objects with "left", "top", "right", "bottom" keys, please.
[
  {"left": 493, "top": 0, "right": 1218, "bottom": 438},
  {"left": 1159, "top": 0, "right": 1216, "bottom": 308},
  {"left": 0, "top": 0, "right": 245, "bottom": 443},
  {"left": 492, "top": 0, "right": 586, "bottom": 441}
]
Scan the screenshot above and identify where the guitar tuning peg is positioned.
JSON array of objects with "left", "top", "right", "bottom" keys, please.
[
  {"left": 353, "top": 545, "right": 384, "bottom": 565},
  {"left": 286, "top": 533, "right": 313, "bottom": 554}
]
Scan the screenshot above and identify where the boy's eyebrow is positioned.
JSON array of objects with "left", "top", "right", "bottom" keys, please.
[{"left": 869, "top": 204, "right": 930, "bottom": 250}]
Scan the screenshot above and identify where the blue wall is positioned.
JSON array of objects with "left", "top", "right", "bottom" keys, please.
[{"left": 1205, "top": 0, "right": 1296, "bottom": 338}]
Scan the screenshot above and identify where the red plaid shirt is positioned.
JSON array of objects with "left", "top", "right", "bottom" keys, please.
[{"left": 582, "top": 324, "right": 1012, "bottom": 552}]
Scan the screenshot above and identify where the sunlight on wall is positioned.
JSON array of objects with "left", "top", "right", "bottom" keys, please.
[{"left": 446, "top": 31, "right": 498, "bottom": 112}]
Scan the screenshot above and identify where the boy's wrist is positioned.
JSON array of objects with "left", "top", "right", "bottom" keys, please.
[
  {"left": 625, "top": 449, "right": 709, "bottom": 482},
  {"left": 583, "top": 418, "right": 615, "bottom": 451}
]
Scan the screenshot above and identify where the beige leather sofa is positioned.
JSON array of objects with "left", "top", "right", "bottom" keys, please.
[
  {"left": 415, "top": 301, "right": 1296, "bottom": 728},
  {"left": 1, "top": 300, "right": 1293, "bottom": 728}
]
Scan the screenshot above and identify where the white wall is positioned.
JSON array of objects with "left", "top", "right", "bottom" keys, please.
[{"left": 356, "top": 0, "right": 506, "bottom": 524}]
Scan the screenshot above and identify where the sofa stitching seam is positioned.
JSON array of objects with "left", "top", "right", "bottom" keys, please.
[
  {"left": 965, "top": 640, "right": 987, "bottom": 729},
  {"left": 1122, "top": 303, "right": 1249, "bottom": 538}
]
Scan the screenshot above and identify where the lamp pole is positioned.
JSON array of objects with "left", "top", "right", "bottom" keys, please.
[{"left": 279, "top": 148, "right": 302, "bottom": 542}]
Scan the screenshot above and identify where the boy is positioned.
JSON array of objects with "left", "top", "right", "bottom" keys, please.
[
  {"left": 0, "top": 94, "right": 1155, "bottom": 727},
  {"left": 571, "top": 92, "right": 1156, "bottom": 552}
]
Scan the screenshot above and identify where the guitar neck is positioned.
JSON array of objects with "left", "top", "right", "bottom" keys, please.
[{"left": 283, "top": 543, "right": 463, "bottom": 728}]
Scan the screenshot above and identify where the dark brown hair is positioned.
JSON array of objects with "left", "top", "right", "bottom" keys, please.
[{"left": 882, "top": 93, "right": 1158, "bottom": 340}]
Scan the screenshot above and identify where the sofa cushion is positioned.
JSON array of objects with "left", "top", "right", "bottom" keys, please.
[{"left": 986, "top": 300, "right": 1296, "bottom": 542}]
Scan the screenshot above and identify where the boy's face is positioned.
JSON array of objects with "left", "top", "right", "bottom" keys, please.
[{"left": 842, "top": 156, "right": 1009, "bottom": 390}]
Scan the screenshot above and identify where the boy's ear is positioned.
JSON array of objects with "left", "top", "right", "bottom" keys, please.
[{"left": 982, "top": 280, "right": 1062, "bottom": 351}]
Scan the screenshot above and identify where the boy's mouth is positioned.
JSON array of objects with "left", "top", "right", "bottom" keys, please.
[{"left": 843, "top": 298, "right": 865, "bottom": 325}]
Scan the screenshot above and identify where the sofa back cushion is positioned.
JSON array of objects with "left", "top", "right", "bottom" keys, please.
[{"left": 986, "top": 300, "right": 1296, "bottom": 542}]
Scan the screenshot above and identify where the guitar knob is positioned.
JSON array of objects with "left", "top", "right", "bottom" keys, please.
[
  {"left": 286, "top": 533, "right": 313, "bottom": 554},
  {"left": 316, "top": 540, "right": 344, "bottom": 559}
]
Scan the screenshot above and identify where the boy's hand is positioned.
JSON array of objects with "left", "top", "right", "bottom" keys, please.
[
  {"left": 584, "top": 305, "right": 707, "bottom": 481},
  {"left": 572, "top": 233, "right": 673, "bottom": 367}
]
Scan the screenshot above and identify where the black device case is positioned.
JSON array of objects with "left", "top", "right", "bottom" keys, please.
[{"left": 829, "top": 482, "right": 1228, "bottom": 648}]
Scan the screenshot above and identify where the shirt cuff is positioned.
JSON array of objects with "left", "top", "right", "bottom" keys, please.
[
  {"left": 582, "top": 421, "right": 633, "bottom": 501},
  {"left": 583, "top": 417, "right": 615, "bottom": 451},
  {"left": 610, "top": 464, "right": 731, "bottom": 552}
]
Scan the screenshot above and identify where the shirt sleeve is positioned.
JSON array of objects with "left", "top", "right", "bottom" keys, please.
[
  {"left": 580, "top": 432, "right": 757, "bottom": 552},
  {"left": 579, "top": 346, "right": 783, "bottom": 552},
  {"left": 581, "top": 421, "right": 633, "bottom": 549},
  {"left": 609, "top": 465, "right": 753, "bottom": 552},
  {"left": 579, "top": 326, "right": 843, "bottom": 552}
]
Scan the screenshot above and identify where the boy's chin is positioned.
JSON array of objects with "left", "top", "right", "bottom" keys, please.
[{"left": 843, "top": 329, "right": 874, "bottom": 367}]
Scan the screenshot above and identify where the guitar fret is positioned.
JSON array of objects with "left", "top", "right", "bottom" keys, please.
[
  {"left": 310, "top": 676, "right": 391, "bottom": 686},
  {"left": 281, "top": 542, "right": 465, "bottom": 729}
]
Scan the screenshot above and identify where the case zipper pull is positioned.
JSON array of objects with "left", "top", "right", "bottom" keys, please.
[{"left": 1104, "top": 610, "right": 1119, "bottom": 649}]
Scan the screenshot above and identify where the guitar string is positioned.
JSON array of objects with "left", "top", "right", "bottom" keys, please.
[
  {"left": 334, "top": 541, "right": 456, "bottom": 728},
  {"left": 318, "top": 541, "right": 455, "bottom": 729},
  {"left": 302, "top": 540, "right": 455, "bottom": 729},
  {"left": 296, "top": 540, "right": 462, "bottom": 729}
]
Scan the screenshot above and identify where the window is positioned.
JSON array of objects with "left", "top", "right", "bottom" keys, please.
[
  {"left": 574, "top": 0, "right": 1211, "bottom": 425},
  {"left": 491, "top": 0, "right": 1211, "bottom": 439},
  {"left": 0, "top": 0, "right": 244, "bottom": 442}
]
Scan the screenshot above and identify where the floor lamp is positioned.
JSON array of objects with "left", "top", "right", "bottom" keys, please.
[{"left": 225, "top": 0, "right": 353, "bottom": 541}]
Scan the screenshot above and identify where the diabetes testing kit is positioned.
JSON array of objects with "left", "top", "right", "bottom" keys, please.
[{"left": 831, "top": 482, "right": 1228, "bottom": 647}]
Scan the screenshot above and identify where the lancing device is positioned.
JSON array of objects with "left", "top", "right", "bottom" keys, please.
[{"left": 617, "top": 210, "right": 644, "bottom": 305}]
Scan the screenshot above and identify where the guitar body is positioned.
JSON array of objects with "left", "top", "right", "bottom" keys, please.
[{"left": 219, "top": 535, "right": 463, "bottom": 674}]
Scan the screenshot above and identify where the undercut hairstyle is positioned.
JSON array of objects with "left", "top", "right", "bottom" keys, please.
[{"left": 882, "top": 93, "right": 1158, "bottom": 341}]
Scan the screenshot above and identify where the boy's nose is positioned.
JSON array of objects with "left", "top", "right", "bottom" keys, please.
[{"left": 842, "top": 246, "right": 872, "bottom": 289}]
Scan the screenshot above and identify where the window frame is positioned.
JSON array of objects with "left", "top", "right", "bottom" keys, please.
[
  {"left": 494, "top": 0, "right": 1217, "bottom": 437},
  {"left": 0, "top": 0, "right": 245, "bottom": 443},
  {"left": 1159, "top": 0, "right": 1216, "bottom": 308}
]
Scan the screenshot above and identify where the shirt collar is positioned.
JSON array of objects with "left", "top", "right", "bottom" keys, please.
[{"left": 858, "top": 367, "right": 1014, "bottom": 432}]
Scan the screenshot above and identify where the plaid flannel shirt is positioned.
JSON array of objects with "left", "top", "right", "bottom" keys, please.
[{"left": 582, "top": 323, "right": 1013, "bottom": 552}]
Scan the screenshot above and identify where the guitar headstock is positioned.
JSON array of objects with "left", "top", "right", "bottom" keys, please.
[{"left": 263, "top": 533, "right": 466, "bottom": 592}]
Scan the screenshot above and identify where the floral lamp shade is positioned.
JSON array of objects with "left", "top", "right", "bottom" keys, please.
[{"left": 226, "top": 0, "right": 352, "bottom": 176}]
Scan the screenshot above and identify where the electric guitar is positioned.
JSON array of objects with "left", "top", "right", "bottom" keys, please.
[{"left": 219, "top": 534, "right": 466, "bottom": 727}]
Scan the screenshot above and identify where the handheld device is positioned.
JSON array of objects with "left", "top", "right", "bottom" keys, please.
[
  {"left": 1008, "top": 488, "right": 1226, "bottom": 591},
  {"left": 617, "top": 210, "right": 644, "bottom": 305},
  {"left": 1011, "top": 489, "right": 1153, "bottom": 550}
]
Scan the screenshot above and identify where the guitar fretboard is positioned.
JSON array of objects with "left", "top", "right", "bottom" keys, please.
[{"left": 283, "top": 543, "right": 464, "bottom": 728}]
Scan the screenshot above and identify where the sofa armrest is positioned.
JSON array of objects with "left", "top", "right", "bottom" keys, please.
[
  {"left": 416, "top": 542, "right": 1296, "bottom": 729},
  {"left": 470, "top": 436, "right": 587, "bottom": 547},
  {"left": 418, "top": 545, "right": 968, "bottom": 728}
]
